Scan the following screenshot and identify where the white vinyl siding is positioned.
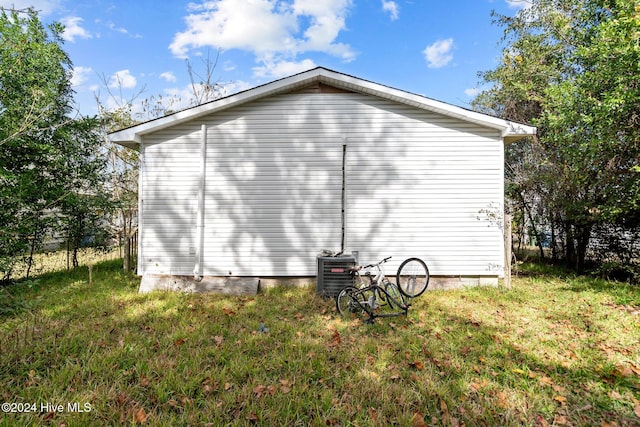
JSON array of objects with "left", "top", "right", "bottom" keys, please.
[
  {"left": 139, "top": 125, "right": 201, "bottom": 275},
  {"left": 139, "top": 90, "right": 505, "bottom": 277}
]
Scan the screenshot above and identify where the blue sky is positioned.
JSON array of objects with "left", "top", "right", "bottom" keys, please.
[{"left": 1, "top": 0, "right": 530, "bottom": 117}]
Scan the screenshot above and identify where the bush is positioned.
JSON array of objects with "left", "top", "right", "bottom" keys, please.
[{"left": 593, "top": 261, "right": 640, "bottom": 285}]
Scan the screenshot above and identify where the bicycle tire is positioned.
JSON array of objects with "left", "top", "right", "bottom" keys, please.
[
  {"left": 396, "top": 258, "right": 429, "bottom": 298},
  {"left": 383, "top": 279, "right": 402, "bottom": 309},
  {"left": 336, "top": 286, "right": 367, "bottom": 320}
]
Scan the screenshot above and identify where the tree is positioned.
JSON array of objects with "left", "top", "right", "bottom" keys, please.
[
  {"left": 543, "top": 0, "right": 640, "bottom": 227},
  {"left": 95, "top": 50, "right": 229, "bottom": 271},
  {"left": 186, "top": 49, "right": 227, "bottom": 106},
  {"left": 474, "top": 0, "right": 640, "bottom": 272},
  {"left": 0, "top": 8, "right": 110, "bottom": 281},
  {"left": 57, "top": 117, "right": 111, "bottom": 268}
]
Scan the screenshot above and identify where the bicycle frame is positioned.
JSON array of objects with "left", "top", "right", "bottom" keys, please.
[{"left": 346, "top": 257, "right": 412, "bottom": 323}]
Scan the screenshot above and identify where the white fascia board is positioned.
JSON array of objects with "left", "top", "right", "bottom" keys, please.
[
  {"left": 316, "top": 69, "right": 537, "bottom": 141},
  {"left": 108, "top": 67, "right": 536, "bottom": 147},
  {"left": 108, "top": 69, "right": 324, "bottom": 148}
]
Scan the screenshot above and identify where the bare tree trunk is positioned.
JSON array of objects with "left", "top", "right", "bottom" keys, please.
[
  {"left": 504, "top": 214, "right": 512, "bottom": 289},
  {"left": 26, "top": 226, "right": 41, "bottom": 279},
  {"left": 123, "top": 236, "right": 130, "bottom": 272}
]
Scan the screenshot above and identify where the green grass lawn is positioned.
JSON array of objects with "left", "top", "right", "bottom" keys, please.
[{"left": 1, "top": 260, "right": 639, "bottom": 426}]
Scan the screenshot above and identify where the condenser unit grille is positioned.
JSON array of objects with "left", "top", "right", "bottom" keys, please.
[{"left": 317, "top": 255, "right": 356, "bottom": 297}]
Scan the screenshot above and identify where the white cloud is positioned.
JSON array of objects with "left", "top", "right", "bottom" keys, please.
[
  {"left": 71, "top": 66, "right": 93, "bottom": 87},
  {"left": 61, "top": 16, "right": 92, "bottom": 42},
  {"left": 170, "top": 0, "right": 296, "bottom": 58},
  {"left": 382, "top": 0, "right": 399, "bottom": 21},
  {"left": 223, "top": 61, "right": 236, "bottom": 72},
  {"left": 464, "top": 87, "right": 480, "bottom": 97},
  {"left": 291, "top": 0, "right": 354, "bottom": 60},
  {"left": 160, "top": 71, "right": 177, "bottom": 83},
  {"left": 170, "top": 0, "right": 355, "bottom": 77},
  {"left": 423, "top": 38, "right": 454, "bottom": 68},
  {"left": 107, "top": 21, "right": 142, "bottom": 38},
  {"left": 0, "top": 0, "right": 62, "bottom": 15},
  {"left": 107, "top": 22, "right": 128, "bottom": 34},
  {"left": 506, "top": 0, "right": 532, "bottom": 9},
  {"left": 108, "top": 69, "right": 137, "bottom": 89},
  {"left": 253, "top": 58, "right": 316, "bottom": 79}
]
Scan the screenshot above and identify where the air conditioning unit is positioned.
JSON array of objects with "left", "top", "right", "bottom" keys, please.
[{"left": 316, "top": 254, "right": 356, "bottom": 297}]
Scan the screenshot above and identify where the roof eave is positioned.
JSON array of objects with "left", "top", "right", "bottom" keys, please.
[
  {"left": 108, "top": 67, "right": 537, "bottom": 147},
  {"left": 502, "top": 122, "right": 537, "bottom": 144},
  {"left": 108, "top": 68, "right": 330, "bottom": 147},
  {"left": 318, "top": 69, "right": 537, "bottom": 141}
]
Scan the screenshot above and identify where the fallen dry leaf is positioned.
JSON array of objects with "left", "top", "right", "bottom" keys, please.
[
  {"left": 409, "top": 360, "right": 424, "bottom": 371},
  {"left": 134, "top": 408, "right": 148, "bottom": 424},
  {"left": 253, "top": 385, "right": 267, "bottom": 398},
  {"left": 495, "top": 390, "right": 509, "bottom": 408},
  {"left": 279, "top": 379, "right": 293, "bottom": 393},
  {"left": 329, "top": 329, "right": 341, "bottom": 347},
  {"left": 280, "top": 385, "right": 292, "bottom": 394},
  {"left": 535, "top": 414, "right": 549, "bottom": 427},
  {"left": 174, "top": 338, "right": 186, "bottom": 346},
  {"left": 368, "top": 407, "right": 378, "bottom": 421},
  {"left": 389, "top": 370, "right": 402, "bottom": 380},
  {"left": 539, "top": 376, "right": 554, "bottom": 386},
  {"left": 411, "top": 411, "right": 427, "bottom": 427},
  {"left": 608, "top": 390, "right": 623, "bottom": 400},
  {"left": 470, "top": 379, "right": 489, "bottom": 392},
  {"left": 614, "top": 363, "right": 634, "bottom": 378},
  {"left": 553, "top": 395, "right": 567, "bottom": 405},
  {"left": 440, "top": 399, "right": 450, "bottom": 425}
]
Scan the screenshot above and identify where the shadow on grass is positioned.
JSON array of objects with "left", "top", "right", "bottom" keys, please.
[
  {"left": 1, "top": 261, "right": 639, "bottom": 425},
  {"left": 517, "top": 261, "right": 640, "bottom": 307},
  {"left": 0, "top": 259, "right": 138, "bottom": 318},
  {"left": 561, "top": 277, "right": 640, "bottom": 307},
  {"left": 411, "top": 294, "right": 640, "bottom": 426}
]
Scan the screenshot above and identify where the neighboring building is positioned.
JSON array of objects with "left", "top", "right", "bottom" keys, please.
[{"left": 109, "top": 67, "right": 536, "bottom": 293}]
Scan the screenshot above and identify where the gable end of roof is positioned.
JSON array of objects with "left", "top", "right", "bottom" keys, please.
[{"left": 109, "top": 67, "right": 536, "bottom": 147}]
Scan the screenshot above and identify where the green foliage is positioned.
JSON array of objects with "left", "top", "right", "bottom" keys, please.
[
  {"left": 0, "top": 9, "right": 112, "bottom": 282},
  {"left": 475, "top": 0, "right": 640, "bottom": 271}
]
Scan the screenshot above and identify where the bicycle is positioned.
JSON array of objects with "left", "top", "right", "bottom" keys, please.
[{"left": 335, "top": 256, "right": 429, "bottom": 323}]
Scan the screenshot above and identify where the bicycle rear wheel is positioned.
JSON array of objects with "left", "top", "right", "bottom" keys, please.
[
  {"left": 396, "top": 258, "right": 429, "bottom": 298},
  {"left": 336, "top": 286, "right": 367, "bottom": 320}
]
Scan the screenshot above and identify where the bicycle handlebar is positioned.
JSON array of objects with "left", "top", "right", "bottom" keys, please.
[{"left": 362, "top": 256, "right": 392, "bottom": 269}]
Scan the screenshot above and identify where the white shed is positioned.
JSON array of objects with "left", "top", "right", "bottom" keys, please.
[{"left": 109, "top": 67, "right": 535, "bottom": 293}]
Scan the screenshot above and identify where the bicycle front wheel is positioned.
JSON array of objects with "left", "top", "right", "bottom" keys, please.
[
  {"left": 382, "top": 279, "right": 402, "bottom": 309},
  {"left": 336, "top": 286, "right": 367, "bottom": 320},
  {"left": 396, "top": 258, "right": 429, "bottom": 298}
]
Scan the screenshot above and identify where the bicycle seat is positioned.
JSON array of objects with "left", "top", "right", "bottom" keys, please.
[{"left": 349, "top": 266, "right": 362, "bottom": 272}]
